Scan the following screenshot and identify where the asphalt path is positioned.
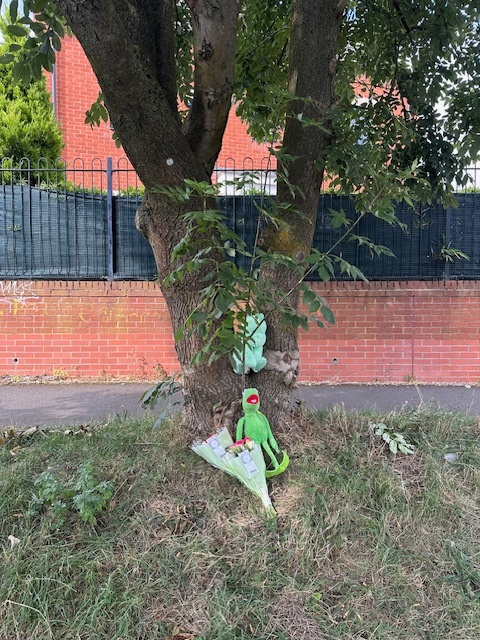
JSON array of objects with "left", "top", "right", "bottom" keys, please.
[{"left": 2, "top": 382, "right": 480, "bottom": 428}]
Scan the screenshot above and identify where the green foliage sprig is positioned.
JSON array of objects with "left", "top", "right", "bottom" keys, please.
[
  {"left": 29, "top": 462, "right": 113, "bottom": 527},
  {"left": 156, "top": 152, "right": 427, "bottom": 374},
  {"left": 430, "top": 237, "right": 470, "bottom": 263},
  {"left": 0, "top": 1, "right": 69, "bottom": 82},
  {"left": 84, "top": 92, "right": 122, "bottom": 148},
  {"left": 370, "top": 422, "right": 415, "bottom": 456},
  {"left": 155, "top": 177, "right": 342, "bottom": 370},
  {"left": 140, "top": 373, "right": 183, "bottom": 428}
]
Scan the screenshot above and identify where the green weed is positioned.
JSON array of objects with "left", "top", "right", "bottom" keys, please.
[{"left": 29, "top": 461, "right": 113, "bottom": 527}]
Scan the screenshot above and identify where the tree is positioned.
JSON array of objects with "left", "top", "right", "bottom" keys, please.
[
  {"left": 1, "top": 0, "right": 479, "bottom": 437},
  {"left": 0, "top": 16, "right": 63, "bottom": 171}
]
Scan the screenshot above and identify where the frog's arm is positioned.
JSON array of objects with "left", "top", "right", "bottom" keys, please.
[
  {"left": 260, "top": 413, "right": 279, "bottom": 452},
  {"left": 236, "top": 416, "right": 246, "bottom": 442}
]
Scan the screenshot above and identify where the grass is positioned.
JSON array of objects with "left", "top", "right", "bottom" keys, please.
[{"left": 0, "top": 406, "right": 479, "bottom": 639}]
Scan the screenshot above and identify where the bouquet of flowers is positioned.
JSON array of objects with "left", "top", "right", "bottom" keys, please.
[{"left": 191, "top": 429, "right": 275, "bottom": 515}]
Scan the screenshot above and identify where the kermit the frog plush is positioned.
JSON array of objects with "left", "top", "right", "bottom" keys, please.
[{"left": 236, "top": 388, "right": 289, "bottom": 477}]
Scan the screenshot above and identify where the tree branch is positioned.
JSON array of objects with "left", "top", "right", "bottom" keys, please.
[
  {"left": 55, "top": 0, "right": 203, "bottom": 188},
  {"left": 279, "top": 0, "right": 343, "bottom": 211},
  {"left": 110, "top": 0, "right": 178, "bottom": 113},
  {"left": 182, "top": 0, "right": 241, "bottom": 176}
]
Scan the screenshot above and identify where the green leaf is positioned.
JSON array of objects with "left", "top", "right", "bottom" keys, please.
[
  {"left": 31, "top": 0, "right": 50, "bottom": 10},
  {"left": 215, "top": 292, "right": 231, "bottom": 314},
  {"left": 398, "top": 443, "right": 414, "bottom": 455},
  {"left": 321, "top": 305, "right": 335, "bottom": 325},
  {"left": 30, "top": 22, "right": 46, "bottom": 36},
  {"left": 309, "top": 299, "right": 321, "bottom": 313},
  {"left": 6, "top": 24, "right": 28, "bottom": 37},
  {"left": 20, "top": 63, "right": 32, "bottom": 85},
  {"left": 302, "top": 288, "right": 316, "bottom": 305},
  {"left": 185, "top": 310, "right": 206, "bottom": 328},
  {"left": 30, "top": 54, "right": 41, "bottom": 78},
  {"left": 52, "top": 32, "right": 62, "bottom": 51},
  {"left": 39, "top": 38, "right": 51, "bottom": 54},
  {"left": 299, "top": 316, "right": 309, "bottom": 331},
  {"left": 0, "top": 54, "right": 15, "bottom": 64},
  {"left": 197, "top": 324, "right": 207, "bottom": 338},
  {"left": 317, "top": 265, "right": 331, "bottom": 282},
  {"left": 328, "top": 207, "right": 349, "bottom": 229},
  {"left": 9, "top": 0, "right": 19, "bottom": 24}
]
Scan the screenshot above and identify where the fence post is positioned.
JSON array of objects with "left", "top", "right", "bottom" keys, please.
[
  {"left": 106, "top": 157, "right": 114, "bottom": 281},
  {"left": 444, "top": 206, "right": 451, "bottom": 281}
]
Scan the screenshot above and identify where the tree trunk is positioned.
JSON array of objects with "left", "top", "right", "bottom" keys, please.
[
  {"left": 136, "top": 191, "right": 244, "bottom": 439},
  {"left": 255, "top": 0, "right": 344, "bottom": 427}
]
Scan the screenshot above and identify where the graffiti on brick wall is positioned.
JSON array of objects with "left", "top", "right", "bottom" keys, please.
[{"left": 0, "top": 281, "right": 38, "bottom": 315}]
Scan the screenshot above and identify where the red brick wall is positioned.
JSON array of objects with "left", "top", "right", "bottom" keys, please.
[
  {"left": 216, "top": 105, "right": 275, "bottom": 169},
  {"left": 0, "top": 281, "right": 177, "bottom": 380},
  {"left": 46, "top": 37, "right": 127, "bottom": 168},
  {"left": 302, "top": 280, "right": 480, "bottom": 384},
  {"left": 1, "top": 280, "right": 478, "bottom": 383}
]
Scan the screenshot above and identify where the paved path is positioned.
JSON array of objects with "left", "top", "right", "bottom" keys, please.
[{"left": 1, "top": 382, "right": 480, "bottom": 428}]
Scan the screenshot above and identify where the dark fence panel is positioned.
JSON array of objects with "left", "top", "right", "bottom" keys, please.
[
  {"left": 221, "top": 195, "right": 271, "bottom": 274},
  {"left": 208, "top": 194, "right": 475, "bottom": 281},
  {"left": 113, "top": 196, "right": 157, "bottom": 279},
  {"left": 0, "top": 185, "right": 109, "bottom": 278},
  {"left": 448, "top": 193, "right": 480, "bottom": 279},
  {"left": 1, "top": 158, "right": 480, "bottom": 281}
]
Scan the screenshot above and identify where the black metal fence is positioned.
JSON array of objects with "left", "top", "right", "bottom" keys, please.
[{"left": 1, "top": 157, "right": 479, "bottom": 281}]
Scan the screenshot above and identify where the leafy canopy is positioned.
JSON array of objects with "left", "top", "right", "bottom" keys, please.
[
  {"left": 0, "top": 15, "right": 63, "bottom": 168},
  {"left": 0, "top": 0, "right": 479, "bottom": 204}
]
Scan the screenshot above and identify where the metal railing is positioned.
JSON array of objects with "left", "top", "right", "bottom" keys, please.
[{"left": 1, "top": 157, "right": 479, "bottom": 281}]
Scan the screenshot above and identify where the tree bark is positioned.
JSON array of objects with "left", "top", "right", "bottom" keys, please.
[
  {"left": 136, "top": 191, "right": 244, "bottom": 438},
  {"left": 183, "top": 0, "right": 240, "bottom": 175},
  {"left": 54, "top": 0, "right": 243, "bottom": 437}
]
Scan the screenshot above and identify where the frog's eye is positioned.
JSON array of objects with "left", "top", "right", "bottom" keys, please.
[{"left": 247, "top": 393, "right": 259, "bottom": 405}]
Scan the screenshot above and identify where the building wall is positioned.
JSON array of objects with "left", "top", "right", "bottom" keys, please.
[
  {"left": 47, "top": 36, "right": 272, "bottom": 177},
  {"left": 1, "top": 280, "right": 479, "bottom": 384}
]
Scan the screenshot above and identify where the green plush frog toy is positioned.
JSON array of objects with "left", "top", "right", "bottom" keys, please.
[{"left": 236, "top": 388, "right": 289, "bottom": 478}]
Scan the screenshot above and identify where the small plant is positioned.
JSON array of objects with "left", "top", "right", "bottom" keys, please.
[
  {"left": 71, "top": 462, "right": 114, "bottom": 524},
  {"left": 446, "top": 541, "right": 480, "bottom": 599},
  {"left": 30, "top": 470, "right": 70, "bottom": 527},
  {"left": 30, "top": 462, "right": 113, "bottom": 526},
  {"left": 140, "top": 373, "right": 183, "bottom": 428},
  {"left": 430, "top": 237, "right": 469, "bottom": 263},
  {"left": 370, "top": 422, "right": 415, "bottom": 455}
]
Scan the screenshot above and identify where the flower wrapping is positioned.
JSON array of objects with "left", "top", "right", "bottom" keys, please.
[{"left": 191, "top": 429, "right": 274, "bottom": 514}]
